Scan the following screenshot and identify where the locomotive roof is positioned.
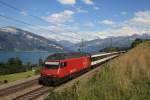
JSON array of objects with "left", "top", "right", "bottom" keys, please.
[{"left": 46, "top": 52, "right": 90, "bottom": 60}]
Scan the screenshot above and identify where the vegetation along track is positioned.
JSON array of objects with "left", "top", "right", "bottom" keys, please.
[{"left": 0, "top": 78, "right": 38, "bottom": 97}]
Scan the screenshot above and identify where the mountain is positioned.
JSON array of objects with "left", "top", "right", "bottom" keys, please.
[
  {"left": 70, "top": 34, "right": 150, "bottom": 53},
  {"left": 56, "top": 40, "right": 75, "bottom": 48},
  {"left": 0, "top": 26, "right": 68, "bottom": 52}
]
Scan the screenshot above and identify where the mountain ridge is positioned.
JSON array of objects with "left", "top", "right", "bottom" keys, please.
[
  {"left": 68, "top": 34, "right": 150, "bottom": 53},
  {"left": 0, "top": 26, "right": 68, "bottom": 52}
]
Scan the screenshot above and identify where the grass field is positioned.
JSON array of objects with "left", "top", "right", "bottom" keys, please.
[
  {"left": 46, "top": 41, "right": 150, "bottom": 100},
  {"left": 0, "top": 70, "right": 35, "bottom": 84}
]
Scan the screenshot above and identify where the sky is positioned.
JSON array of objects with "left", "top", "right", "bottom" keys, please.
[{"left": 0, "top": 0, "right": 150, "bottom": 43}]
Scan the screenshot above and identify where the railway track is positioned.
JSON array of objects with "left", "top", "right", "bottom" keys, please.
[
  {"left": 0, "top": 53, "right": 121, "bottom": 100},
  {"left": 0, "top": 78, "right": 38, "bottom": 97},
  {"left": 12, "top": 86, "right": 51, "bottom": 100}
]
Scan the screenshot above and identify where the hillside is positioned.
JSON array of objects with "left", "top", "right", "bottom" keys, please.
[
  {"left": 46, "top": 41, "right": 150, "bottom": 100},
  {"left": 70, "top": 34, "right": 150, "bottom": 53},
  {"left": 0, "top": 26, "right": 67, "bottom": 52}
]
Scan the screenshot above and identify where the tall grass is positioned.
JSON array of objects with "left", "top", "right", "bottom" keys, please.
[{"left": 46, "top": 42, "right": 150, "bottom": 100}]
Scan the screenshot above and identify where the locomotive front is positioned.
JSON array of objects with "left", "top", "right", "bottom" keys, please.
[{"left": 38, "top": 53, "right": 67, "bottom": 85}]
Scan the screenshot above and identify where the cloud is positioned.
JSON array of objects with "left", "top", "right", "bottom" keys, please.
[
  {"left": 32, "top": 11, "right": 150, "bottom": 43},
  {"left": 71, "top": 5, "right": 88, "bottom": 13},
  {"left": 42, "top": 10, "right": 75, "bottom": 24},
  {"left": 99, "top": 20, "right": 115, "bottom": 25},
  {"left": 93, "top": 6, "right": 100, "bottom": 10},
  {"left": 128, "top": 10, "right": 150, "bottom": 25},
  {"left": 28, "top": 25, "right": 81, "bottom": 43},
  {"left": 27, "top": 22, "right": 81, "bottom": 43},
  {"left": 82, "top": 0, "right": 94, "bottom": 5},
  {"left": 120, "top": 11, "right": 127, "bottom": 15},
  {"left": 86, "top": 25, "right": 145, "bottom": 40},
  {"left": 76, "top": 7, "right": 88, "bottom": 13},
  {"left": 92, "top": 11, "right": 150, "bottom": 39},
  {"left": 109, "top": 26, "right": 139, "bottom": 36},
  {"left": 57, "top": 0, "right": 76, "bottom": 5},
  {"left": 0, "top": 16, "right": 7, "bottom": 20},
  {"left": 20, "top": 11, "right": 28, "bottom": 16},
  {"left": 83, "top": 22, "right": 94, "bottom": 27},
  {"left": 57, "top": 0, "right": 94, "bottom": 5}
]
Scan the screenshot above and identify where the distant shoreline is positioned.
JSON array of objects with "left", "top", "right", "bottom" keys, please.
[{"left": 0, "top": 51, "right": 49, "bottom": 52}]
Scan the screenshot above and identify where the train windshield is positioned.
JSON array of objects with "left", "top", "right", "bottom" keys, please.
[
  {"left": 44, "top": 62, "right": 59, "bottom": 69},
  {"left": 46, "top": 53, "right": 67, "bottom": 60}
]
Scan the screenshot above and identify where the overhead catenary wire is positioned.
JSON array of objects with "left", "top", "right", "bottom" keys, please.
[
  {"left": 0, "top": 14, "right": 80, "bottom": 40},
  {"left": 0, "top": 0, "right": 82, "bottom": 39},
  {"left": 0, "top": 0, "right": 49, "bottom": 24},
  {"left": 0, "top": 14, "right": 32, "bottom": 26}
]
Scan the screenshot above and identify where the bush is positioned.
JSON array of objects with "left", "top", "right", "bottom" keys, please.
[
  {"left": 46, "top": 81, "right": 80, "bottom": 100},
  {"left": 0, "top": 57, "right": 29, "bottom": 75},
  {"left": 131, "top": 38, "right": 143, "bottom": 48}
]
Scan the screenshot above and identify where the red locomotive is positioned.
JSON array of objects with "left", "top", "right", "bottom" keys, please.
[{"left": 38, "top": 52, "right": 91, "bottom": 85}]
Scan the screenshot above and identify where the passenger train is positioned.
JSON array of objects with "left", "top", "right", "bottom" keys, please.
[{"left": 38, "top": 52, "right": 120, "bottom": 86}]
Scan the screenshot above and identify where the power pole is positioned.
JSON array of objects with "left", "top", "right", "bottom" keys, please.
[
  {"left": 110, "top": 38, "right": 112, "bottom": 48},
  {"left": 79, "top": 38, "right": 84, "bottom": 52},
  {"left": 81, "top": 38, "right": 84, "bottom": 52}
]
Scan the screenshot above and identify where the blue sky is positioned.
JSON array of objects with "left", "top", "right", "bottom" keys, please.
[{"left": 0, "top": 0, "right": 150, "bottom": 42}]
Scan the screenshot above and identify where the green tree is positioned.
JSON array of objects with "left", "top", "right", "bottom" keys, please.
[
  {"left": 15, "top": 57, "right": 22, "bottom": 66},
  {"left": 6, "top": 57, "right": 25, "bottom": 74},
  {"left": 7, "top": 57, "right": 22, "bottom": 66},
  {"left": 38, "top": 58, "right": 43, "bottom": 67},
  {"left": 0, "top": 62, "right": 7, "bottom": 75},
  {"left": 0, "top": 58, "right": 28, "bottom": 75},
  {"left": 131, "top": 38, "right": 143, "bottom": 48},
  {"left": 7, "top": 58, "right": 15, "bottom": 65}
]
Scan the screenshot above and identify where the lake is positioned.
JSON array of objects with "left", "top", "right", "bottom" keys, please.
[{"left": 0, "top": 51, "right": 51, "bottom": 64}]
